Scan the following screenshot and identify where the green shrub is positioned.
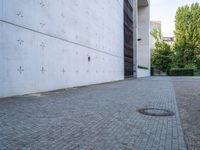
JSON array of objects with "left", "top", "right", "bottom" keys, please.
[
  {"left": 169, "top": 68, "right": 194, "bottom": 76},
  {"left": 184, "top": 63, "right": 197, "bottom": 71},
  {"left": 167, "top": 67, "right": 171, "bottom": 76}
]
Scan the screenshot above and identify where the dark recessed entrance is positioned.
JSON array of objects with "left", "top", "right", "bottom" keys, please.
[{"left": 124, "top": 0, "right": 134, "bottom": 78}]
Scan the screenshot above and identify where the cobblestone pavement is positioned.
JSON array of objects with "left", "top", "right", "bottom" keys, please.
[
  {"left": 172, "top": 77, "right": 200, "bottom": 150},
  {"left": 0, "top": 77, "right": 186, "bottom": 150}
]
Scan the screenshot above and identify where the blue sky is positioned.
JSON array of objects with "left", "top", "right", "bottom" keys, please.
[{"left": 150, "top": 0, "right": 200, "bottom": 37}]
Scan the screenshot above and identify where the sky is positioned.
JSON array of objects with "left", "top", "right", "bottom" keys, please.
[{"left": 150, "top": 0, "right": 200, "bottom": 37}]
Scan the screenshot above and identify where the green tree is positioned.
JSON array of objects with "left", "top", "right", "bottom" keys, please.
[
  {"left": 151, "top": 29, "right": 173, "bottom": 72},
  {"left": 174, "top": 3, "right": 200, "bottom": 68}
]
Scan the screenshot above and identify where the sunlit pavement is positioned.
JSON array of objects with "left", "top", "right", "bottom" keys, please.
[{"left": 0, "top": 77, "right": 186, "bottom": 150}]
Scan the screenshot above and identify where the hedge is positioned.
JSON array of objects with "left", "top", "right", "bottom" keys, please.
[{"left": 169, "top": 68, "right": 194, "bottom": 76}]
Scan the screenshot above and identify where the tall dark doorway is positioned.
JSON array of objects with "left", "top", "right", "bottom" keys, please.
[{"left": 124, "top": 0, "right": 134, "bottom": 77}]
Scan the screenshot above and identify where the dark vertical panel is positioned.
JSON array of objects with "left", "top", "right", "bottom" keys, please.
[{"left": 124, "top": 0, "right": 134, "bottom": 77}]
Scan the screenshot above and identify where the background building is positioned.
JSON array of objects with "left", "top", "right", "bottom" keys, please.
[
  {"left": 163, "top": 37, "right": 174, "bottom": 45},
  {"left": 0, "top": 0, "right": 150, "bottom": 98}
]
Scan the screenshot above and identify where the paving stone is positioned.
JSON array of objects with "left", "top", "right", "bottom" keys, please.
[{"left": 0, "top": 77, "right": 186, "bottom": 150}]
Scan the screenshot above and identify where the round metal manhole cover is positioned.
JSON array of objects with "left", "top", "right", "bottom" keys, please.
[{"left": 138, "top": 108, "right": 175, "bottom": 117}]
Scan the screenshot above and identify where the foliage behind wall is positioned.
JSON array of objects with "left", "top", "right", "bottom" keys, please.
[
  {"left": 151, "top": 2, "right": 200, "bottom": 75},
  {"left": 174, "top": 2, "right": 200, "bottom": 69}
]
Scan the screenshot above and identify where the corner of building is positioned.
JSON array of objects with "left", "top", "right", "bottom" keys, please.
[{"left": 136, "top": 0, "right": 151, "bottom": 78}]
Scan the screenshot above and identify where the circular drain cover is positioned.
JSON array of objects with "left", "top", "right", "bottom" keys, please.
[{"left": 138, "top": 108, "right": 175, "bottom": 117}]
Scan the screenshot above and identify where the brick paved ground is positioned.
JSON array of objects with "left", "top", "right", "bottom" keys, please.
[
  {"left": 172, "top": 77, "right": 200, "bottom": 150},
  {"left": 0, "top": 77, "right": 186, "bottom": 150}
]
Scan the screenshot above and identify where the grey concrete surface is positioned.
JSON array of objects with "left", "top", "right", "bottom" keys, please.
[
  {"left": 172, "top": 77, "right": 200, "bottom": 150},
  {"left": 0, "top": 77, "right": 186, "bottom": 150},
  {"left": 0, "top": 0, "right": 124, "bottom": 97}
]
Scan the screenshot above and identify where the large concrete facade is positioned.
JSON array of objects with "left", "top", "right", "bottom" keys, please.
[
  {"left": 137, "top": 0, "right": 151, "bottom": 77},
  {"left": 0, "top": 0, "right": 150, "bottom": 98}
]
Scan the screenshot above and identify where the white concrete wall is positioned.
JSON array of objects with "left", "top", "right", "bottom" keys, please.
[
  {"left": 137, "top": 5, "right": 150, "bottom": 77},
  {"left": 133, "top": 0, "right": 138, "bottom": 78},
  {"left": 137, "top": 68, "right": 150, "bottom": 78},
  {"left": 0, "top": 0, "right": 124, "bottom": 98}
]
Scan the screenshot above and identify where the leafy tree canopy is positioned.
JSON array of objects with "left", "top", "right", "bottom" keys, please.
[
  {"left": 174, "top": 3, "right": 200, "bottom": 68},
  {"left": 151, "top": 29, "right": 173, "bottom": 72}
]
